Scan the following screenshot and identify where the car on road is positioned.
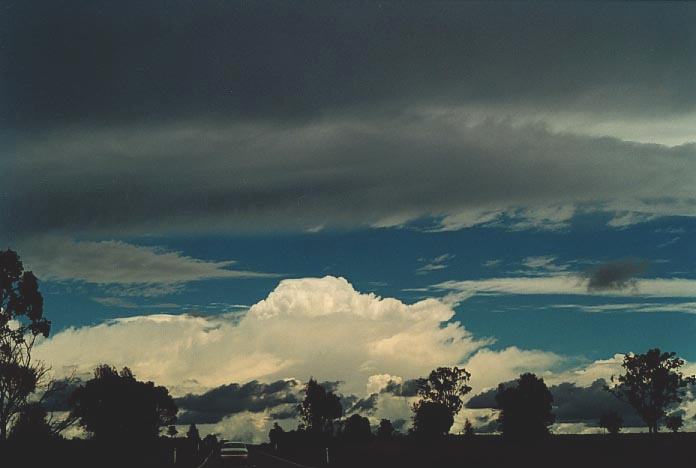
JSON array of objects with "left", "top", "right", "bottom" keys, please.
[{"left": 219, "top": 441, "right": 251, "bottom": 466}]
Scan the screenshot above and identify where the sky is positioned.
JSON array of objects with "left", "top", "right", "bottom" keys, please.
[{"left": 2, "top": 0, "right": 696, "bottom": 440}]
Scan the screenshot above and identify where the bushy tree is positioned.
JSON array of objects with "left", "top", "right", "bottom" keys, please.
[
  {"left": 416, "top": 367, "right": 472, "bottom": 416},
  {"left": 598, "top": 410, "right": 623, "bottom": 435},
  {"left": 343, "top": 414, "right": 371, "bottom": 443},
  {"left": 496, "top": 373, "right": 554, "bottom": 439},
  {"left": 410, "top": 366, "right": 472, "bottom": 438},
  {"left": 609, "top": 348, "right": 694, "bottom": 433},
  {"left": 269, "top": 422, "right": 284, "bottom": 447},
  {"left": 8, "top": 402, "right": 52, "bottom": 443},
  {"left": 0, "top": 249, "right": 50, "bottom": 441},
  {"left": 664, "top": 414, "right": 684, "bottom": 433},
  {"left": 376, "top": 419, "right": 395, "bottom": 440},
  {"left": 297, "top": 378, "right": 342, "bottom": 434},
  {"left": 201, "top": 433, "right": 219, "bottom": 456},
  {"left": 186, "top": 423, "right": 200, "bottom": 443},
  {"left": 69, "top": 365, "right": 177, "bottom": 441},
  {"left": 411, "top": 401, "right": 454, "bottom": 439}
]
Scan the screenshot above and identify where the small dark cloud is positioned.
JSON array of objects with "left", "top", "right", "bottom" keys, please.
[
  {"left": 175, "top": 379, "right": 301, "bottom": 424},
  {"left": 585, "top": 259, "right": 648, "bottom": 291},
  {"left": 319, "top": 380, "right": 343, "bottom": 394},
  {"left": 347, "top": 393, "right": 379, "bottom": 415},
  {"left": 381, "top": 379, "right": 420, "bottom": 397}
]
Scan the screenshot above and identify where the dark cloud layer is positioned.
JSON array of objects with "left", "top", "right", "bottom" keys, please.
[
  {"left": 4, "top": 1, "right": 695, "bottom": 127},
  {"left": 2, "top": 1, "right": 695, "bottom": 238},
  {"left": 6, "top": 119, "right": 694, "bottom": 239},
  {"left": 175, "top": 379, "right": 300, "bottom": 424}
]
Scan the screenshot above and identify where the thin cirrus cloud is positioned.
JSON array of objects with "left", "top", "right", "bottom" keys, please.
[
  {"left": 416, "top": 254, "right": 455, "bottom": 275},
  {"left": 19, "top": 236, "right": 278, "bottom": 290},
  {"left": 433, "top": 276, "right": 696, "bottom": 307}
]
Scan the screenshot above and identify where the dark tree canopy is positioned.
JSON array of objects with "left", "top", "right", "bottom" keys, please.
[
  {"left": 598, "top": 410, "right": 623, "bottom": 435},
  {"left": 69, "top": 365, "right": 177, "bottom": 441},
  {"left": 609, "top": 348, "right": 694, "bottom": 433},
  {"left": 410, "top": 366, "right": 471, "bottom": 438},
  {"left": 496, "top": 373, "right": 554, "bottom": 439},
  {"left": 343, "top": 413, "right": 371, "bottom": 443},
  {"left": 411, "top": 401, "right": 454, "bottom": 439},
  {"left": 297, "top": 378, "right": 342, "bottom": 434},
  {"left": 268, "top": 422, "right": 284, "bottom": 446},
  {"left": 8, "top": 402, "right": 52, "bottom": 443},
  {"left": 0, "top": 249, "right": 49, "bottom": 340},
  {"left": 463, "top": 418, "right": 475, "bottom": 437},
  {"left": 186, "top": 423, "right": 200, "bottom": 443},
  {"left": 376, "top": 418, "right": 395, "bottom": 439},
  {"left": 0, "top": 249, "right": 50, "bottom": 441},
  {"left": 416, "top": 366, "right": 472, "bottom": 416},
  {"left": 664, "top": 414, "right": 684, "bottom": 433}
]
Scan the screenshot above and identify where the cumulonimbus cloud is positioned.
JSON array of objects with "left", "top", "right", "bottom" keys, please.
[{"left": 32, "top": 277, "right": 485, "bottom": 393}]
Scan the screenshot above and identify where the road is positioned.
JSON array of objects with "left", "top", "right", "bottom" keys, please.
[
  {"left": 249, "top": 448, "right": 315, "bottom": 468},
  {"left": 206, "top": 448, "right": 316, "bottom": 468}
]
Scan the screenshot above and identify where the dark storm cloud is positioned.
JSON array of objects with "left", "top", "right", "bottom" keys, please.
[
  {"left": 2, "top": 1, "right": 696, "bottom": 238},
  {"left": 4, "top": 118, "right": 695, "bottom": 240},
  {"left": 586, "top": 259, "right": 649, "bottom": 291},
  {"left": 175, "top": 379, "right": 301, "bottom": 424},
  {"left": 467, "top": 379, "right": 644, "bottom": 427},
  {"left": 3, "top": 1, "right": 695, "bottom": 127}
]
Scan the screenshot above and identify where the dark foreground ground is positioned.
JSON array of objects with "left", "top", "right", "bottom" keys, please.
[
  {"left": 3, "top": 434, "right": 695, "bottom": 468},
  {"left": 261, "top": 433, "right": 696, "bottom": 468}
]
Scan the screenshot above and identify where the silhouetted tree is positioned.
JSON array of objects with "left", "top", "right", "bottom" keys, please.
[
  {"left": 69, "top": 364, "right": 177, "bottom": 441},
  {"left": 410, "top": 366, "right": 471, "bottom": 438},
  {"left": 0, "top": 249, "right": 50, "bottom": 442},
  {"left": 376, "top": 418, "right": 394, "bottom": 440},
  {"left": 463, "top": 418, "right": 475, "bottom": 437},
  {"left": 664, "top": 414, "right": 684, "bottom": 433},
  {"left": 8, "top": 402, "right": 52, "bottom": 442},
  {"left": 411, "top": 401, "right": 454, "bottom": 439},
  {"left": 297, "top": 378, "right": 342, "bottom": 435},
  {"left": 598, "top": 410, "right": 623, "bottom": 435},
  {"left": 416, "top": 366, "right": 472, "bottom": 416},
  {"left": 187, "top": 423, "right": 200, "bottom": 444},
  {"left": 609, "top": 348, "right": 694, "bottom": 433},
  {"left": 343, "top": 414, "right": 371, "bottom": 443},
  {"left": 166, "top": 424, "right": 178, "bottom": 437},
  {"left": 201, "top": 433, "right": 219, "bottom": 456},
  {"left": 496, "top": 373, "right": 554, "bottom": 439},
  {"left": 269, "top": 422, "right": 284, "bottom": 448}
]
